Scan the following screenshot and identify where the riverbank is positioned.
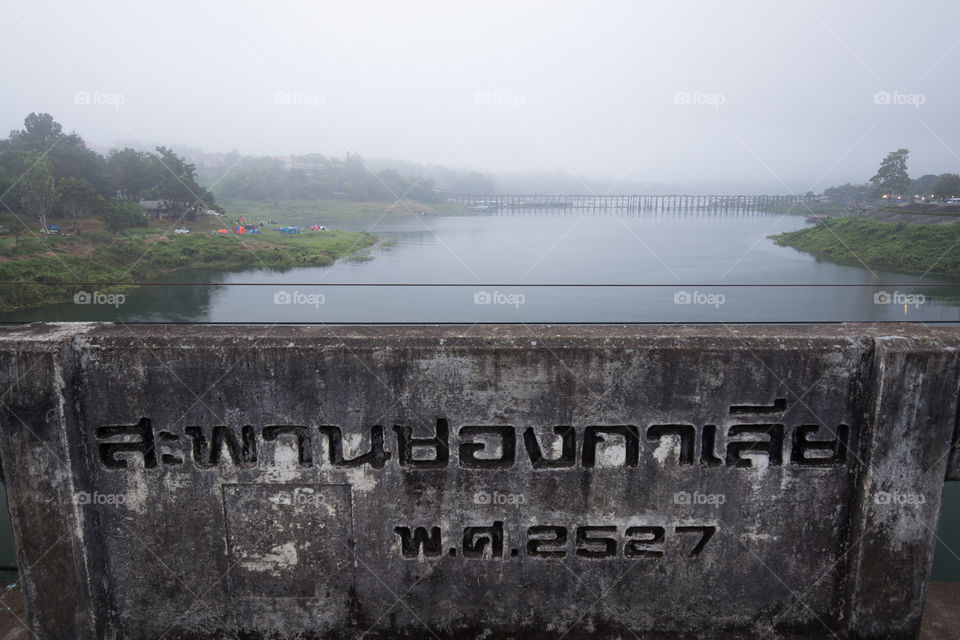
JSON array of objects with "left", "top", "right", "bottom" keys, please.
[
  {"left": 219, "top": 198, "right": 472, "bottom": 225},
  {"left": 762, "top": 201, "right": 854, "bottom": 216},
  {"left": 772, "top": 216, "right": 960, "bottom": 275},
  {"left": 0, "top": 220, "right": 376, "bottom": 312}
]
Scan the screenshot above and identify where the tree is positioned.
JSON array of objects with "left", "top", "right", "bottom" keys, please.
[
  {"left": 216, "top": 156, "right": 287, "bottom": 202},
  {"left": 0, "top": 210, "right": 28, "bottom": 248},
  {"left": 2, "top": 114, "right": 111, "bottom": 198},
  {"left": 107, "top": 148, "right": 163, "bottom": 200},
  {"left": 17, "top": 152, "right": 57, "bottom": 232},
  {"left": 0, "top": 112, "right": 64, "bottom": 152},
  {"left": 103, "top": 201, "right": 148, "bottom": 231},
  {"left": 824, "top": 183, "right": 872, "bottom": 203},
  {"left": 870, "top": 149, "right": 911, "bottom": 198},
  {"left": 449, "top": 170, "right": 494, "bottom": 194},
  {"left": 934, "top": 174, "right": 960, "bottom": 198},
  {"left": 57, "top": 177, "right": 107, "bottom": 218},
  {"left": 376, "top": 168, "right": 407, "bottom": 199},
  {"left": 0, "top": 164, "right": 19, "bottom": 214},
  {"left": 909, "top": 174, "right": 940, "bottom": 198},
  {"left": 150, "top": 146, "right": 218, "bottom": 218},
  {"left": 48, "top": 141, "right": 109, "bottom": 196}
]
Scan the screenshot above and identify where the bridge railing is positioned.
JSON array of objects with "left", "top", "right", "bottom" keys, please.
[
  {"left": 442, "top": 193, "right": 809, "bottom": 214},
  {"left": 0, "top": 323, "right": 956, "bottom": 639}
]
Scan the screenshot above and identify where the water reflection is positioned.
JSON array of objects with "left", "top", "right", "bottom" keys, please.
[{"left": 4, "top": 211, "right": 960, "bottom": 323}]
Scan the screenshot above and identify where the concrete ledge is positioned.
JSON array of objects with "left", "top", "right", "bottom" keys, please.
[{"left": 0, "top": 323, "right": 958, "bottom": 639}]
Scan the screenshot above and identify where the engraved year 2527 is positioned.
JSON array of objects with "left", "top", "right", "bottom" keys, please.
[{"left": 394, "top": 522, "right": 716, "bottom": 560}]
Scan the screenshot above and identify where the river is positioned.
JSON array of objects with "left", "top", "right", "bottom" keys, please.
[
  {"left": 4, "top": 210, "right": 960, "bottom": 322},
  {"left": 1, "top": 208, "right": 958, "bottom": 579}
]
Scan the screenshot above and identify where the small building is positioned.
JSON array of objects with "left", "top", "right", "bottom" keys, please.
[{"left": 139, "top": 200, "right": 172, "bottom": 220}]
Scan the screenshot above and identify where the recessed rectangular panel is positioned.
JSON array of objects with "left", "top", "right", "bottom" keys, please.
[{"left": 222, "top": 484, "right": 353, "bottom": 599}]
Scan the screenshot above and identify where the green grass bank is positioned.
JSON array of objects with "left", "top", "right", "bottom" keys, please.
[
  {"left": 772, "top": 217, "right": 960, "bottom": 275},
  {"left": 0, "top": 226, "right": 376, "bottom": 312}
]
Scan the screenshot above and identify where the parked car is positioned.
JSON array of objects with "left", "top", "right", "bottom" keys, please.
[{"left": 174, "top": 228, "right": 190, "bottom": 234}]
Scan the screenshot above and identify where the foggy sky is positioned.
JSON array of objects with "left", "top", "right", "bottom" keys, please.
[{"left": 2, "top": 0, "right": 959, "bottom": 193}]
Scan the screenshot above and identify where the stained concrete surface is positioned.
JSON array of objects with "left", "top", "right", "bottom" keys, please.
[{"left": 1, "top": 324, "right": 958, "bottom": 638}]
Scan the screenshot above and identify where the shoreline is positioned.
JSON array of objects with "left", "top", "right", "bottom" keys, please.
[
  {"left": 772, "top": 215, "right": 960, "bottom": 277},
  {"left": 217, "top": 198, "right": 473, "bottom": 224},
  {"left": 0, "top": 225, "right": 377, "bottom": 313}
]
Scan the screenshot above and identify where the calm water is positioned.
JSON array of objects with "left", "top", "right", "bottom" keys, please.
[
  {"left": 2, "top": 209, "right": 959, "bottom": 579},
  {"left": 5, "top": 210, "right": 960, "bottom": 322}
]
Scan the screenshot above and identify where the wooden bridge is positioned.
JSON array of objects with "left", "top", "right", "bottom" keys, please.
[{"left": 444, "top": 193, "right": 807, "bottom": 214}]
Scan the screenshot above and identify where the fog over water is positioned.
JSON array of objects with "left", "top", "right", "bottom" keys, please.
[{"left": 5, "top": 211, "right": 958, "bottom": 323}]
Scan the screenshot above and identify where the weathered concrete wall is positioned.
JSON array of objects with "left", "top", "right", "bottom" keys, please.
[{"left": 0, "top": 323, "right": 957, "bottom": 639}]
